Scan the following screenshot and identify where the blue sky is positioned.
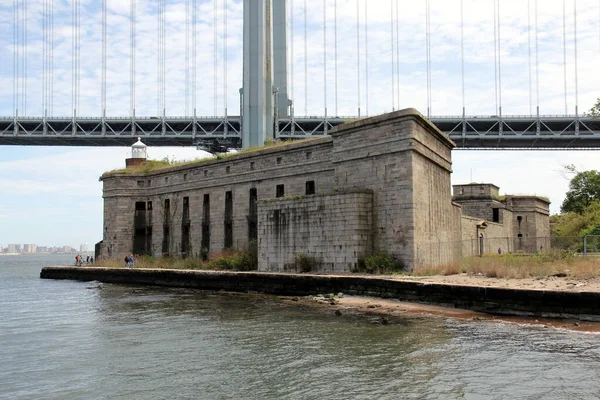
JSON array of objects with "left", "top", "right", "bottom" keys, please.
[{"left": 0, "top": 0, "right": 599, "bottom": 248}]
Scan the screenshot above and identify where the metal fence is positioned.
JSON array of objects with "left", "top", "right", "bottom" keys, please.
[{"left": 415, "top": 236, "right": 590, "bottom": 268}]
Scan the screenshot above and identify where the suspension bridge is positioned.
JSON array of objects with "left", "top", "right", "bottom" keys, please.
[{"left": 1, "top": 0, "right": 599, "bottom": 150}]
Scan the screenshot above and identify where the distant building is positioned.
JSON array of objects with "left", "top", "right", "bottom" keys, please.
[
  {"left": 80, "top": 243, "right": 88, "bottom": 253},
  {"left": 23, "top": 244, "right": 37, "bottom": 253},
  {"left": 7, "top": 244, "right": 20, "bottom": 254}
]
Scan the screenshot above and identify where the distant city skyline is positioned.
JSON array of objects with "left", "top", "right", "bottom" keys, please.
[{"left": 0, "top": 243, "right": 90, "bottom": 254}]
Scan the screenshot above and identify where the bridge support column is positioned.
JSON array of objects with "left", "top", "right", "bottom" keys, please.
[{"left": 242, "top": 0, "right": 275, "bottom": 149}]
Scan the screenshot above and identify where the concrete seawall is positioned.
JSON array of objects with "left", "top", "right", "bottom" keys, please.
[{"left": 41, "top": 267, "right": 600, "bottom": 321}]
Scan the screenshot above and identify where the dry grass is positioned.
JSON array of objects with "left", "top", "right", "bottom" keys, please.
[
  {"left": 102, "top": 138, "right": 320, "bottom": 176},
  {"left": 414, "top": 250, "right": 600, "bottom": 279}
]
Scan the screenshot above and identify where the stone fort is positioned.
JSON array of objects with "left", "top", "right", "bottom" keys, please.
[{"left": 98, "top": 109, "right": 550, "bottom": 271}]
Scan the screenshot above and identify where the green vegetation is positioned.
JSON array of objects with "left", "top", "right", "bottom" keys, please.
[
  {"left": 560, "top": 168, "right": 600, "bottom": 214},
  {"left": 354, "top": 252, "right": 405, "bottom": 274},
  {"left": 94, "top": 241, "right": 258, "bottom": 272},
  {"left": 102, "top": 138, "right": 319, "bottom": 176},
  {"left": 295, "top": 253, "right": 320, "bottom": 273},
  {"left": 587, "top": 97, "right": 600, "bottom": 118}
]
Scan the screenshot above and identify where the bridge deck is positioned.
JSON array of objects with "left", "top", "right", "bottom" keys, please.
[{"left": 1, "top": 115, "right": 599, "bottom": 149}]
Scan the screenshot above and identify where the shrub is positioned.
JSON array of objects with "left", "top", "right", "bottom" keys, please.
[
  {"left": 295, "top": 253, "right": 319, "bottom": 273},
  {"left": 355, "top": 252, "right": 403, "bottom": 274}
]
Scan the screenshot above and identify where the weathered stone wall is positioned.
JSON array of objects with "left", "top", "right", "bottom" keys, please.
[
  {"left": 257, "top": 191, "right": 373, "bottom": 272},
  {"left": 330, "top": 109, "right": 457, "bottom": 269},
  {"left": 101, "top": 138, "right": 334, "bottom": 259}
]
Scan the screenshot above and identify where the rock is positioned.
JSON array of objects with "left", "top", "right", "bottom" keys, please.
[
  {"left": 379, "top": 317, "right": 389, "bottom": 325},
  {"left": 334, "top": 309, "right": 342, "bottom": 316},
  {"left": 337, "top": 293, "right": 344, "bottom": 298},
  {"left": 574, "top": 322, "right": 580, "bottom": 327},
  {"left": 291, "top": 297, "right": 299, "bottom": 302}
]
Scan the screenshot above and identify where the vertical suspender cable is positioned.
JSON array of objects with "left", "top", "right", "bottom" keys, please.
[
  {"left": 42, "top": 0, "right": 46, "bottom": 113},
  {"left": 50, "top": 0, "right": 54, "bottom": 116},
  {"left": 535, "top": 0, "right": 539, "bottom": 109},
  {"left": 497, "top": 0, "right": 502, "bottom": 113},
  {"left": 102, "top": 0, "right": 107, "bottom": 114},
  {"left": 290, "top": 0, "right": 294, "bottom": 105},
  {"left": 364, "top": 0, "right": 368, "bottom": 117},
  {"left": 574, "top": 0, "right": 579, "bottom": 113},
  {"left": 158, "top": 0, "right": 162, "bottom": 117},
  {"left": 13, "top": 0, "right": 17, "bottom": 115},
  {"left": 396, "top": 3, "right": 400, "bottom": 109},
  {"left": 185, "top": 0, "right": 189, "bottom": 116},
  {"left": 193, "top": 0, "right": 197, "bottom": 113},
  {"left": 131, "top": 0, "right": 136, "bottom": 117},
  {"left": 77, "top": 0, "right": 81, "bottom": 114},
  {"left": 72, "top": 0, "right": 75, "bottom": 114},
  {"left": 334, "top": 0, "right": 338, "bottom": 116},
  {"left": 460, "top": 0, "right": 465, "bottom": 111},
  {"left": 527, "top": 0, "right": 532, "bottom": 115},
  {"left": 23, "top": 0, "right": 27, "bottom": 115},
  {"left": 425, "top": 0, "right": 431, "bottom": 117},
  {"left": 213, "top": 0, "right": 218, "bottom": 116},
  {"left": 391, "top": 0, "right": 395, "bottom": 111},
  {"left": 357, "top": 0, "right": 361, "bottom": 117},
  {"left": 324, "top": 0, "right": 327, "bottom": 115},
  {"left": 493, "top": 0, "right": 498, "bottom": 115},
  {"left": 224, "top": 0, "right": 227, "bottom": 117},
  {"left": 304, "top": 0, "right": 307, "bottom": 115},
  {"left": 563, "top": 0, "right": 568, "bottom": 115}
]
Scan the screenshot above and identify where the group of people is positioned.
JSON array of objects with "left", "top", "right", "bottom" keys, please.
[
  {"left": 124, "top": 254, "right": 135, "bottom": 268},
  {"left": 74, "top": 255, "right": 93, "bottom": 266}
]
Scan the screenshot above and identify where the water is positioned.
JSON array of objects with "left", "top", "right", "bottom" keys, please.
[{"left": 2, "top": 254, "right": 600, "bottom": 400}]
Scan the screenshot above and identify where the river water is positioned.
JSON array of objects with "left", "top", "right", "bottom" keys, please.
[{"left": 1, "top": 254, "right": 600, "bottom": 399}]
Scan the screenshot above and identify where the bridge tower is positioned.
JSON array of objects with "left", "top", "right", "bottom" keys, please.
[{"left": 242, "top": 0, "right": 289, "bottom": 149}]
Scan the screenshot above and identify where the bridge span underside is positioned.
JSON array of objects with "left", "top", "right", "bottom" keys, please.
[{"left": 1, "top": 115, "right": 599, "bottom": 150}]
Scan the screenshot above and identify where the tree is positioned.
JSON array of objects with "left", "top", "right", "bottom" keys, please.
[
  {"left": 587, "top": 97, "right": 600, "bottom": 118},
  {"left": 561, "top": 170, "right": 600, "bottom": 214}
]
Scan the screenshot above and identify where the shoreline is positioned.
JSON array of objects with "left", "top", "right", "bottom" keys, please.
[{"left": 41, "top": 266, "right": 600, "bottom": 323}]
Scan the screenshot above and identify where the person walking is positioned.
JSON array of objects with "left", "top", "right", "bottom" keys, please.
[{"left": 124, "top": 255, "right": 129, "bottom": 268}]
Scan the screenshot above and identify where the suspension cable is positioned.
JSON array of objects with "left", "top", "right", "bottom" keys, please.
[
  {"left": 224, "top": 0, "right": 227, "bottom": 116},
  {"left": 535, "top": 0, "right": 539, "bottom": 110},
  {"left": 193, "top": 0, "right": 197, "bottom": 113},
  {"left": 334, "top": 0, "right": 338, "bottom": 116},
  {"left": 574, "top": 0, "right": 579, "bottom": 113},
  {"left": 304, "top": 0, "right": 307, "bottom": 115},
  {"left": 185, "top": 0, "right": 189, "bottom": 116},
  {"left": 288, "top": 0, "right": 296, "bottom": 107},
  {"left": 425, "top": 0, "right": 431, "bottom": 117},
  {"left": 290, "top": 0, "right": 294, "bottom": 107},
  {"left": 102, "top": 0, "right": 107, "bottom": 114},
  {"left": 391, "top": 0, "right": 395, "bottom": 111},
  {"left": 213, "top": 0, "right": 218, "bottom": 116},
  {"left": 43, "top": 0, "right": 46, "bottom": 114},
  {"left": 460, "top": 0, "right": 465, "bottom": 111},
  {"left": 357, "top": 0, "right": 360, "bottom": 117},
  {"left": 493, "top": 0, "right": 498, "bottom": 115},
  {"left": 324, "top": 0, "right": 327, "bottom": 115},
  {"left": 527, "top": 0, "right": 532, "bottom": 115},
  {"left": 396, "top": 0, "right": 400, "bottom": 108},
  {"left": 23, "top": 0, "right": 27, "bottom": 116},
  {"left": 157, "top": 0, "right": 160, "bottom": 115},
  {"left": 365, "top": 0, "right": 369, "bottom": 117},
  {"left": 563, "top": 0, "right": 568, "bottom": 115},
  {"left": 50, "top": 0, "right": 54, "bottom": 116},
  {"left": 13, "top": 0, "right": 17, "bottom": 115},
  {"left": 497, "top": 0, "right": 502, "bottom": 113},
  {"left": 131, "top": 0, "right": 136, "bottom": 117}
]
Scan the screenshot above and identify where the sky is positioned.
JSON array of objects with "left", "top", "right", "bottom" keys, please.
[{"left": 0, "top": 0, "right": 599, "bottom": 248}]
